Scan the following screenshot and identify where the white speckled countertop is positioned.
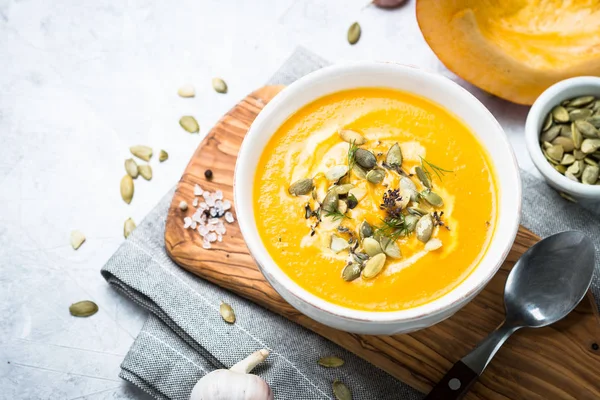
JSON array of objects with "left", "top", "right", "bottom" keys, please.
[{"left": 0, "top": 1, "right": 537, "bottom": 398}]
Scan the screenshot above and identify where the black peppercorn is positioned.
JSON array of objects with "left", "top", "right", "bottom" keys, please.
[
  {"left": 592, "top": 343, "right": 599, "bottom": 351},
  {"left": 204, "top": 169, "right": 213, "bottom": 179}
]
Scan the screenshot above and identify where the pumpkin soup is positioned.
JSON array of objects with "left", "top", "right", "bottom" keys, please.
[{"left": 254, "top": 88, "right": 497, "bottom": 311}]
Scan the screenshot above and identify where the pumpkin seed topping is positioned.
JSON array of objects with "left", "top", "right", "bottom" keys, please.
[
  {"left": 342, "top": 263, "right": 362, "bottom": 282},
  {"left": 347, "top": 22, "right": 361, "bottom": 45},
  {"left": 339, "top": 129, "right": 366, "bottom": 145},
  {"left": 551, "top": 136, "right": 575, "bottom": 152},
  {"left": 366, "top": 168, "right": 385, "bottom": 184},
  {"left": 416, "top": 214, "right": 433, "bottom": 243},
  {"left": 363, "top": 237, "right": 382, "bottom": 257},
  {"left": 139, "top": 164, "right": 153, "bottom": 180},
  {"left": 420, "top": 190, "right": 444, "bottom": 207},
  {"left": 331, "top": 234, "right": 350, "bottom": 253},
  {"left": 362, "top": 253, "right": 386, "bottom": 279},
  {"left": 220, "top": 302, "right": 236, "bottom": 323},
  {"left": 69, "top": 300, "right": 98, "bottom": 317},
  {"left": 552, "top": 106, "right": 570, "bottom": 123},
  {"left": 386, "top": 143, "right": 402, "bottom": 167},
  {"left": 569, "top": 108, "right": 593, "bottom": 121},
  {"left": 326, "top": 165, "right": 349, "bottom": 181},
  {"left": 318, "top": 356, "right": 345, "bottom": 368},
  {"left": 125, "top": 158, "right": 139, "bottom": 178},
  {"left": 355, "top": 148, "right": 376, "bottom": 169},
  {"left": 130, "top": 145, "right": 153, "bottom": 161},
  {"left": 359, "top": 220, "right": 373, "bottom": 239},
  {"left": 575, "top": 120, "right": 599, "bottom": 138},
  {"left": 569, "top": 96, "right": 595, "bottom": 107},
  {"left": 212, "top": 78, "right": 228, "bottom": 93},
  {"left": 289, "top": 179, "right": 314, "bottom": 196},
  {"left": 333, "top": 380, "right": 352, "bottom": 400},
  {"left": 415, "top": 166, "right": 431, "bottom": 189},
  {"left": 582, "top": 138, "right": 600, "bottom": 154},
  {"left": 179, "top": 116, "right": 200, "bottom": 133}
]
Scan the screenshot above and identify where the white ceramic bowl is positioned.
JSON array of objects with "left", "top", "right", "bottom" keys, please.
[
  {"left": 234, "top": 62, "right": 521, "bottom": 335},
  {"left": 525, "top": 77, "right": 600, "bottom": 211}
]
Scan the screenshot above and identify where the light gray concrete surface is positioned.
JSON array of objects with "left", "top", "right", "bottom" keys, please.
[{"left": 0, "top": 0, "right": 537, "bottom": 398}]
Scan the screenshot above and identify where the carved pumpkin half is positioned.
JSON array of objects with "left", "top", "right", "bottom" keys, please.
[{"left": 416, "top": 0, "right": 600, "bottom": 105}]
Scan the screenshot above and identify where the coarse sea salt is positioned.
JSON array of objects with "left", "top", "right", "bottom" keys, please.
[{"left": 182, "top": 185, "right": 236, "bottom": 249}]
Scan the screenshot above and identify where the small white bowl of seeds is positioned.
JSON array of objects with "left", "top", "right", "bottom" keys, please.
[{"left": 526, "top": 77, "right": 600, "bottom": 209}]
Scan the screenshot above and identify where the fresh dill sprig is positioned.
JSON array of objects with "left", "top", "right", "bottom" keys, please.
[
  {"left": 419, "top": 156, "right": 453, "bottom": 182},
  {"left": 325, "top": 207, "right": 352, "bottom": 221},
  {"left": 347, "top": 140, "right": 358, "bottom": 171},
  {"left": 376, "top": 216, "right": 410, "bottom": 243}
]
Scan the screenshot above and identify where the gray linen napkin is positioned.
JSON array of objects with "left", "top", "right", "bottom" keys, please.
[{"left": 102, "top": 47, "right": 600, "bottom": 400}]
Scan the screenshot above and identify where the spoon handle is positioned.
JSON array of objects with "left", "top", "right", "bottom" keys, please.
[{"left": 425, "top": 322, "right": 517, "bottom": 400}]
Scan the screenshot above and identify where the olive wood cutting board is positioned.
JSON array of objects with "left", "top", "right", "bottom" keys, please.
[{"left": 165, "top": 85, "right": 600, "bottom": 399}]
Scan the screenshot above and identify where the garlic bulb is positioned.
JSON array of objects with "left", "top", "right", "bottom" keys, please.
[{"left": 190, "top": 349, "right": 273, "bottom": 400}]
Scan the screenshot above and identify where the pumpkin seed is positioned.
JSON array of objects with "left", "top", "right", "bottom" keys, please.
[
  {"left": 425, "top": 238, "right": 443, "bottom": 251},
  {"left": 219, "top": 302, "right": 236, "bottom": 323},
  {"left": 120, "top": 175, "right": 134, "bottom": 204},
  {"left": 366, "top": 168, "right": 385, "bottom": 184},
  {"left": 379, "top": 236, "right": 402, "bottom": 259},
  {"left": 400, "top": 177, "right": 418, "bottom": 201},
  {"left": 574, "top": 149, "right": 586, "bottom": 160},
  {"left": 569, "top": 108, "right": 593, "bottom": 121},
  {"left": 212, "top": 78, "right": 228, "bottom": 93},
  {"left": 582, "top": 165, "right": 600, "bottom": 185},
  {"left": 363, "top": 237, "right": 382, "bottom": 256},
  {"left": 546, "top": 144, "right": 564, "bottom": 161},
  {"left": 584, "top": 157, "right": 599, "bottom": 167},
  {"left": 347, "top": 22, "right": 361, "bottom": 45},
  {"left": 177, "top": 84, "right": 195, "bottom": 98},
  {"left": 416, "top": 214, "right": 433, "bottom": 243},
  {"left": 319, "top": 356, "right": 345, "bottom": 368},
  {"left": 348, "top": 187, "right": 367, "bottom": 201},
  {"left": 540, "top": 125, "right": 561, "bottom": 142},
  {"left": 405, "top": 214, "right": 420, "bottom": 232},
  {"left": 124, "top": 158, "right": 139, "bottom": 178},
  {"left": 322, "top": 191, "right": 339, "bottom": 213},
  {"left": 289, "top": 179, "right": 314, "bottom": 196},
  {"left": 326, "top": 165, "right": 349, "bottom": 181},
  {"left": 542, "top": 113, "right": 553, "bottom": 131},
  {"left": 159, "top": 150, "right": 169, "bottom": 162},
  {"left": 566, "top": 160, "right": 584, "bottom": 177},
  {"left": 179, "top": 116, "right": 200, "bottom": 133},
  {"left": 346, "top": 193, "right": 358, "bottom": 209},
  {"left": 420, "top": 190, "right": 444, "bottom": 207},
  {"left": 565, "top": 171, "right": 579, "bottom": 182},
  {"left": 331, "top": 234, "right": 350, "bottom": 253},
  {"left": 581, "top": 138, "right": 600, "bottom": 154},
  {"left": 555, "top": 164, "right": 567, "bottom": 174},
  {"left": 339, "top": 129, "right": 366, "bottom": 145},
  {"left": 333, "top": 380, "right": 352, "bottom": 400},
  {"left": 415, "top": 166, "right": 431, "bottom": 189},
  {"left": 138, "top": 164, "right": 152, "bottom": 180},
  {"left": 352, "top": 163, "right": 367, "bottom": 179},
  {"left": 359, "top": 220, "right": 373, "bottom": 239},
  {"left": 130, "top": 145, "right": 153, "bottom": 161},
  {"left": 362, "top": 253, "right": 386, "bottom": 279},
  {"left": 571, "top": 124, "right": 583, "bottom": 149},
  {"left": 587, "top": 115, "right": 600, "bottom": 128},
  {"left": 70, "top": 230, "right": 86, "bottom": 250},
  {"left": 333, "top": 184, "right": 354, "bottom": 195},
  {"left": 407, "top": 207, "right": 427, "bottom": 217},
  {"left": 551, "top": 136, "right": 575, "bottom": 152},
  {"left": 569, "top": 96, "right": 595, "bottom": 108},
  {"left": 559, "top": 124, "right": 572, "bottom": 137},
  {"left": 342, "top": 263, "right": 362, "bottom": 282},
  {"left": 542, "top": 141, "right": 553, "bottom": 149},
  {"left": 593, "top": 100, "right": 600, "bottom": 111},
  {"left": 355, "top": 149, "right": 376, "bottom": 169},
  {"left": 560, "top": 154, "right": 575, "bottom": 165},
  {"left": 124, "top": 218, "right": 136, "bottom": 238},
  {"left": 69, "top": 300, "right": 98, "bottom": 317},
  {"left": 559, "top": 191, "right": 578, "bottom": 202},
  {"left": 543, "top": 149, "right": 559, "bottom": 165},
  {"left": 575, "top": 120, "right": 599, "bottom": 138},
  {"left": 337, "top": 200, "right": 348, "bottom": 214},
  {"left": 386, "top": 143, "right": 402, "bottom": 166},
  {"left": 552, "top": 106, "right": 570, "bottom": 123}
]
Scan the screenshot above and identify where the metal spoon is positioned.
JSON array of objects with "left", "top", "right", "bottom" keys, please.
[{"left": 425, "top": 231, "right": 596, "bottom": 400}]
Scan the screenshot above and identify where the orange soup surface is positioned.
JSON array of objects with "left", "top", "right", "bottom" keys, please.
[{"left": 254, "top": 88, "right": 497, "bottom": 311}]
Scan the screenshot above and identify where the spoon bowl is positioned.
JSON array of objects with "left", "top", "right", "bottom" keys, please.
[{"left": 504, "top": 231, "right": 596, "bottom": 328}]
